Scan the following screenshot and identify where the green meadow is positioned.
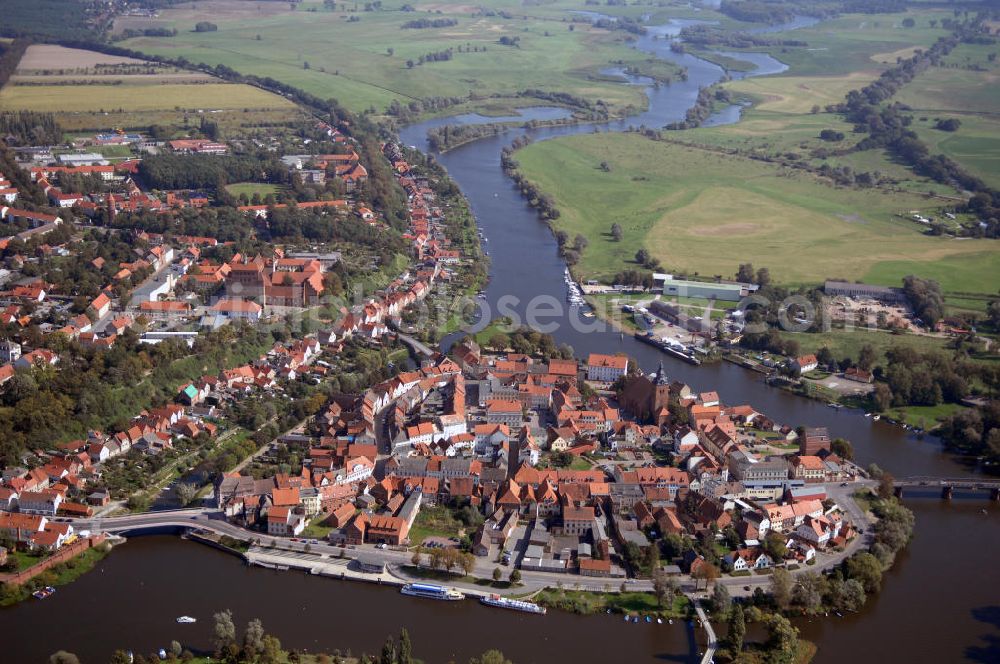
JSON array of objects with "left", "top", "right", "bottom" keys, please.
[
  {"left": 116, "top": 0, "right": 684, "bottom": 116},
  {"left": 514, "top": 132, "right": 1000, "bottom": 292}
]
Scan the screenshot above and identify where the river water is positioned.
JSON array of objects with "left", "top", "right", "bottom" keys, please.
[{"left": 2, "top": 13, "right": 997, "bottom": 664}]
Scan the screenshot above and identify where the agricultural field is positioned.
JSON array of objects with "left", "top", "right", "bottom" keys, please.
[
  {"left": 113, "top": 0, "right": 688, "bottom": 116},
  {"left": 0, "top": 44, "right": 306, "bottom": 136},
  {"left": 514, "top": 132, "right": 1000, "bottom": 293}
]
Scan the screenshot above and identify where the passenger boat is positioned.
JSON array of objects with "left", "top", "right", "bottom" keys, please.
[
  {"left": 176, "top": 616, "right": 197, "bottom": 624},
  {"left": 400, "top": 583, "right": 465, "bottom": 601},
  {"left": 32, "top": 586, "right": 56, "bottom": 600},
  {"left": 479, "top": 594, "right": 546, "bottom": 615}
]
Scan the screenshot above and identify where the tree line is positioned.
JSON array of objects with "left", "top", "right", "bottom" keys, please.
[
  {"left": 401, "top": 17, "right": 458, "bottom": 29},
  {"left": 833, "top": 17, "right": 1000, "bottom": 237}
]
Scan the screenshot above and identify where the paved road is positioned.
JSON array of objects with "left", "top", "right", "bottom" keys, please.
[
  {"left": 395, "top": 331, "right": 435, "bottom": 357},
  {"left": 71, "top": 482, "right": 876, "bottom": 600}
]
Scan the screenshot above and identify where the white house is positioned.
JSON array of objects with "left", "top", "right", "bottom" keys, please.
[{"left": 586, "top": 353, "right": 628, "bottom": 382}]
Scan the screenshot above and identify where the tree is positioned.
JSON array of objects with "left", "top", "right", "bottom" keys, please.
[
  {"left": 770, "top": 567, "right": 793, "bottom": 610},
  {"left": 243, "top": 618, "right": 266, "bottom": 659},
  {"left": 380, "top": 636, "right": 395, "bottom": 664},
  {"left": 459, "top": 551, "right": 475, "bottom": 575},
  {"left": 736, "top": 262, "right": 755, "bottom": 283},
  {"left": 692, "top": 562, "right": 720, "bottom": 590},
  {"left": 877, "top": 471, "right": 896, "bottom": 500},
  {"left": 858, "top": 344, "right": 877, "bottom": 371},
  {"left": 387, "top": 47, "right": 394, "bottom": 56},
  {"left": 762, "top": 531, "right": 787, "bottom": 562},
  {"left": 49, "top": 653, "right": 80, "bottom": 664},
  {"left": 493, "top": 566, "right": 503, "bottom": 581},
  {"left": 261, "top": 635, "right": 283, "bottom": 664},
  {"left": 213, "top": 609, "right": 237, "bottom": 656},
  {"left": 509, "top": 568, "right": 521, "bottom": 583},
  {"left": 729, "top": 604, "right": 746, "bottom": 653},
  {"left": 398, "top": 628, "right": 413, "bottom": 664},
  {"left": 831, "top": 437, "right": 854, "bottom": 461},
  {"left": 468, "top": 650, "right": 513, "bottom": 664},
  {"left": 611, "top": 222, "right": 623, "bottom": 241},
  {"left": 635, "top": 248, "right": 651, "bottom": 265},
  {"left": 712, "top": 582, "right": 731, "bottom": 617},
  {"left": 844, "top": 551, "right": 883, "bottom": 593},
  {"left": 792, "top": 571, "right": 827, "bottom": 614},
  {"left": 573, "top": 233, "right": 589, "bottom": 252},
  {"left": 652, "top": 567, "right": 672, "bottom": 607},
  {"left": 411, "top": 546, "right": 424, "bottom": 567},
  {"left": 764, "top": 613, "right": 799, "bottom": 664},
  {"left": 175, "top": 482, "right": 197, "bottom": 506},
  {"left": 872, "top": 382, "right": 892, "bottom": 412}
]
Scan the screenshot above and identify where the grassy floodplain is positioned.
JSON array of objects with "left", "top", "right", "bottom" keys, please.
[
  {"left": 514, "top": 132, "right": 1000, "bottom": 292},
  {"left": 891, "top": 41, "right": 1000, "bottom": 190},
  {"left": 114, "top": 0, "right": 689, "bottom": 117}
]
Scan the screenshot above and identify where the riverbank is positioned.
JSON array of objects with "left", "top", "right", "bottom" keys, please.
[{"left": 0, "top": 535, "right": 116, "bottom": 606}]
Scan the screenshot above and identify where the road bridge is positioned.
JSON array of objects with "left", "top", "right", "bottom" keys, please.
[{"left": 893, "top": 476, "right": 1000, "bottom": 500}]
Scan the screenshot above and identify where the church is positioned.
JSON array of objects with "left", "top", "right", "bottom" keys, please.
[{"left": 617, "top": 360, "right": 671, "bottom": 425}]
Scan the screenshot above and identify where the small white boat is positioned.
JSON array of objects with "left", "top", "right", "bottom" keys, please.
[
  {"left": 668, "top": 619, "right": 673, "bottom": 625},
  {"left": 657, "top": 618, "right": 663, "bottom": 624},
  {"left": 872, "top": 415, "right": 881, "bottom": 421},
  {"left": 176, "top": 616, "right": 197, "bottom": 624}
]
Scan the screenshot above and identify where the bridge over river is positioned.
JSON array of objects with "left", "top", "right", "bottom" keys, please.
[{"left": 894, "top": 476, "right": 1000, "bottom": 500}]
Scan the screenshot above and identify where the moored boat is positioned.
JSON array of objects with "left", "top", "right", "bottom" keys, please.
[
  {"left": 479, "top": 594, "right": 546, "bottom": 615},
  {"left": 400, "top": 583, "right": 465, "bottom": 601},
  {"left": 176, "top": 616, "right": 197, "bottom": 624}
]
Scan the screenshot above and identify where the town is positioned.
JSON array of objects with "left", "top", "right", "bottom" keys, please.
[
  {"left": 2, "top": 2, "right": 996, "bottom": 661},
  {"left": 0, "top": 113, "right": 877, "bottom": 608}
]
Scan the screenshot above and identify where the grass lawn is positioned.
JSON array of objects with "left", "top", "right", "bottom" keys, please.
[
  {"left": 408, "top": 505, "right": 465, "bottom": 546},
  {"left": 514, "top": 132, "right": 1000, "bottom": 290},
  {"left": 225, "top": 182, "right": 284, "bottom": 198},
  {"left": 535, "top": 587, "right": 690, "bottom": 618},
  {"left": 301, "top": 522, "right": 335, "bottom": 540},
  {"left": 116, "top": 0, "right": 665, "bottom": 115},
  {"left": 777, "top": 328, "right": 960, "bottom": 365},
  {"left": 888, "top": 402, "right": 968, "bottom": 429}
]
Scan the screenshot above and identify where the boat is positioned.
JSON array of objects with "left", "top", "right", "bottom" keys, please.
[
  {"left": 657, "top": 618, "right": 663, "bottom": 624},
  {"left": 176, "top": 616, "right": 197, "bottom": 624},
  {"left": 126, "top": 652, "right": 134, "bottom": 664},
  {"left": 480, "top": 594, "right": 546, "bottom": 615},
  {"left": 645, "top": 616, "right": 652, "bottom": 623},
  {"left": 400, "top": 583, "right": 465, "bottom": 601},
  {"left": 668, "top": 619, "right": 673, "bottom": 625},
  {"left": 872, "top": 415, "right": 881, "bottom": 421},
  {"left": 158, "top": 649, "right": 167, "bottom": 660},
  {"left": 623, "top": 615, "right": 630, "bottom": 622},
  {"left": 633, "top": 331, "right": 701, "bottom": 365},
  {"left": 32, "top": 586, "right": 56, "bottom": 600}
]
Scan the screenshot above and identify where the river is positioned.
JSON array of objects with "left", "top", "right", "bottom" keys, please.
[{"left": 3, "top": 12, "right": 998, "bottom": 664}]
